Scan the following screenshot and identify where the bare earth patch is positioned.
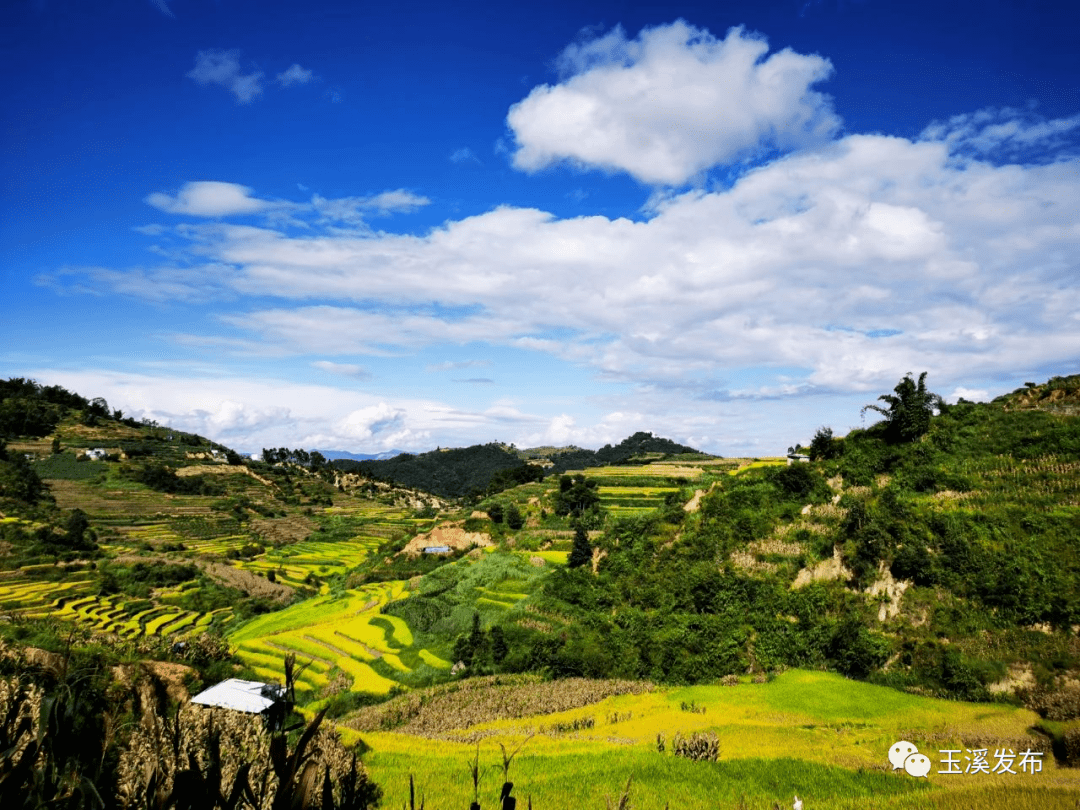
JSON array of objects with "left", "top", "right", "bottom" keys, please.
[
  {"left": 176, "top": 464, "right": 278, "bottom": 488},
  {"left": 988, "top": 664, "right": 1038, "bottom": 695},
  {"left": 866, "top": 561, "right": 910, "bottom": 621},
  {"left": 111, "top": 661, "right": 195, "bottom": 703},
  {"left": 683, "top": 482, "right": 718, "bottom": 512},
  {"left": 792, "top": 547, "right": 852, "bottom": 589},
  {"left": 400, "top": 525, "right": 491, "bottom": 557}
]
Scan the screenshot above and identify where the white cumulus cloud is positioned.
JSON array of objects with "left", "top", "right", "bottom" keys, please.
[
  {"left": 44, "top": 108, "right": 1080, "bottom": 453},
  {"left": 145, "top": 181, "right": 275, "bottom": 217},
  {"left": 507, "top": 20, "right": 840, "bottom": 185}
]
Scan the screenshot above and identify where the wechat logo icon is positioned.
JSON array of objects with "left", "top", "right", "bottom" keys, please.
[{"left": 889, "top": 741, "right": 930, "bottom": 778}]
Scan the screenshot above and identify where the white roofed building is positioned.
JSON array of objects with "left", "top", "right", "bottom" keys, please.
[{"left": 190, "top": 678, "right": 287, "bottom": 727}]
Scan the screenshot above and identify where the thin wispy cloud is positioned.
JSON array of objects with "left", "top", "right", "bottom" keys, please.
[
  {"left": 140, "top": 181, "right": 428, "bottom": 226},
  {"left": 426, "top": 360, "right": 492, "bottom": 371},
  {"left": 277, "top": 64, "right": 316, "bottom": 87},
  {"left": 919, "top": 106, "right": 1080, "bottom": 163},
  {"left": 149, "top": 0, "right": 174, "bottom": 18},
  {"left": 187, "top": 50, "right": 264, "bottom": 104},
  {"left": 450, "top": 147, "right": 481, "bottom": 164},
  {"left": 312, "top": 360, "right": 371, "bottom": 379}
]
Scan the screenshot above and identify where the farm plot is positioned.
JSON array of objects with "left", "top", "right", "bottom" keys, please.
[
  {"left": 348, "top": 669, "right": 1080, "bottom": 810},
  {"left": 24, "top": 591, "right": 231, "bottom": 638},
  {"left": 596, "top": 485, "right": 680, "bottom": 517},
  {"left": 577, "top": 464, "right": 705, "bottom": 481},
  {"left": 0, "top": 577, "right": 94, "bottom": 612},
  {"left": 34, "top": 454, "right": 108, "bottom": 480},
  {"left": 237, "top": 536, "right": 383, "bottom": 588},
  {"left": 45, "top": 479, "right": 215, "bottom": 519},
  {"left": 229, "top": 579, "right": 444, "bottom": 695}
]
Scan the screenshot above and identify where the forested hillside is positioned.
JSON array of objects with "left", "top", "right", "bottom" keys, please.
[
  {"left": 398, "top": 374, "right": 1080, "bottom": 704},
  {"left": 335, "top": 431, "right": 705, "bottom": 498}
]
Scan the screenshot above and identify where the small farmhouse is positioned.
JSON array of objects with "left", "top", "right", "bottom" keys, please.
[
  {"left": 786, "top": 453, "right": 810, "bottom": 466},
  {"left": 85, "top": 448, "right": 108, "bottom": 461},
  {"left": 423, "top": 545, "right": 451, "bottom": 554}
]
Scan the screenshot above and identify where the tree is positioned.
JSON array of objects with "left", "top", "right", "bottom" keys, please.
[
  {"left": 809, "top": 426, "right": 841, "bottom": 460},
  {"left": 568, "top": 523, "right": 593, "bottom": 569},
  {"left": 554, "top": 474, "right": 600, "bottom": 517},
  {"left": 505, "top": 503, "right": 524, "bottom": 530},
  {"left": 489, "top": 625, "right": 508, "bottom": 663},
  {"left": 862, "top": 372, "right": 943, "bottom": 444},
  {"left": 487, "top": 502, "right": 505, "bottom": 524},
  {"left": 65, "top": 508, "right": 93, "bottom": 549}
]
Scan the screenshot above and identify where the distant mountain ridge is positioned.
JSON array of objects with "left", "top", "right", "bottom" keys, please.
[
  {"left": 314, "top": 449, "right": 404, "bottom": 462},
  {"left": 330, "top": 431, "right": 707, "bottom": 498}
]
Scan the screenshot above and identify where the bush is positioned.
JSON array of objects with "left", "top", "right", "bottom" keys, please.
[{"left": 768, "top": 463, "right": 825, "bottom": 500}]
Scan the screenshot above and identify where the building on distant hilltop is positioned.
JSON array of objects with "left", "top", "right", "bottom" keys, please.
[
  {"left": 85, "top": 448, "right": 108, "bottom": 461},
  {"left": 786, "top": 452, "right": 810, "bottom": 466},
  {"left": 423, "top": 545, "right": 451, "bottom": 554},
  {"left": 190, "top": 678, "right": 287, "bottom": 729}
]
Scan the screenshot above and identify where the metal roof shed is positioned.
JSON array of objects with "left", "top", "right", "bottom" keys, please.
[{"left": 190, "top": 678, "right": 286, "bottom": 715}]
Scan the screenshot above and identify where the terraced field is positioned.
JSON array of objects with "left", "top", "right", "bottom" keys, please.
[
  {"left": 15, "top": 592, "right": 231, "bottom": 638},
  {"left": 236, "top": 536, "right": 383, "bottom": 588},
  {"left": 46, "top": 479, "right": 215, "bottom": 518},
  {"left": 229, "top": 580, "right": 452, "bottom": 696},
  {"left": 0, "top": 576, "right": 94, "bottom": 612},
  {"left": 596, "top": 485, "right": 681, "bottom": 517}
]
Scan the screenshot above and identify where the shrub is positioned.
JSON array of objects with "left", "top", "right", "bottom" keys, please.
[{"left": 505, "top": 503, "right": 525, "bottom": 530}]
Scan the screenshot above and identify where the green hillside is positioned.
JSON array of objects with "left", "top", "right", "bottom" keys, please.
[{"left": 2, "top": 373, "right": 1080, "bottom": 808}]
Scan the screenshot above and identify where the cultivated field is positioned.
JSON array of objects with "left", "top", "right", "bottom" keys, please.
[{"left": 341, "top": 670, "right": 1080, "bottom": 810}]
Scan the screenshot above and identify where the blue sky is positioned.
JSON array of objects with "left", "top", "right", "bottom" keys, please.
[{"left": 3, "top": 0, "right": 1078, "bottom": 456}]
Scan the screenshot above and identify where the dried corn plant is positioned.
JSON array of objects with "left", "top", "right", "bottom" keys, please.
[
  {"left": 345, "top": 675, "right": 652, "bottom": 737},
  {"left": 0, "top": 677, "right": 45, "bottom": 773},
  {"left": 670, "top": 732, "right": 720, "bottom": 762},
  {"left": 117, "top": 704, "right": 378, "bottom": 810}
]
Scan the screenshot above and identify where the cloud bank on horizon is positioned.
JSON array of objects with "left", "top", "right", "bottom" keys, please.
[{"left": 6, "top": 7, "right": 1080, "bottom": 456}]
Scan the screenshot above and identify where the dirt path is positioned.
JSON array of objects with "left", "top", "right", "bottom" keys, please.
[{"left": 683, "top": 482, "right": 718, "bottom": 512}]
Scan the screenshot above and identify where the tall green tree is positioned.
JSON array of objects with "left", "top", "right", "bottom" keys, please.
[
  {"left": 862, "top": 372, "right": 943, "bottom": 443},
  {"left": 568, "top": 524, "right": 593, "bottom": 569}
]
